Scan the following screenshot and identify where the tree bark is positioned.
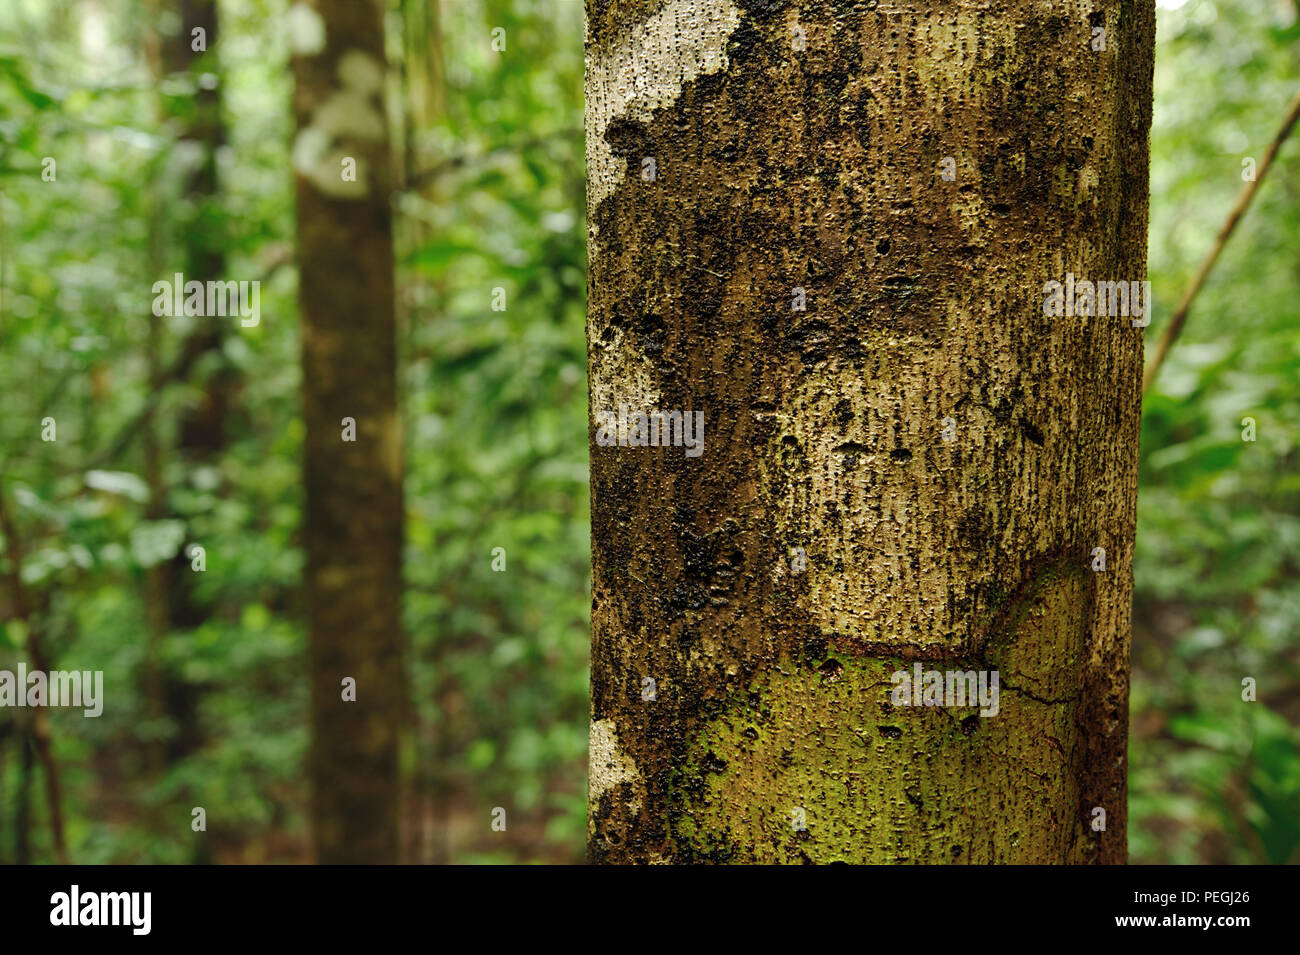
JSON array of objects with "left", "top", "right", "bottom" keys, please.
[
  {"left": 292, "top": 0, "right": 406, "bottom": 864},
  {"left": 585, "top": 0, "right": 1154, "bottom": 864}
]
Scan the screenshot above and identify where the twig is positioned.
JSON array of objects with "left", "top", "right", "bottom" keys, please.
[{"left": 1143, "top": 88, "right": 1300, "bottom": 395}]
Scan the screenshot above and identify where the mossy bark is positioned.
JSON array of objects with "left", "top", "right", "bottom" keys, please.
[
  {"left": 293, "top": 0, "right": 405, "bottom": 864},
  {"left": 585, "top": 0, "right": 1153, "bottom": 863}
]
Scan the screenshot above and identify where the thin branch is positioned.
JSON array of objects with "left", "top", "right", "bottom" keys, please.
[
  {"left": 0, "top": 483, "right": 68, "bottom": 864},
  {"left": 1143, "top": 87, "right": 1300, "bottom": 395},
  {"left": 403, "top": 128, "right": 580, "bottom": 192}
]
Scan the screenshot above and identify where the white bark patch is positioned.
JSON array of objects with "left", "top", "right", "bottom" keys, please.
[
  {"left": 293, "top": 50, "right": 387, "bottom": 199},
  {"left": 588, "top": 718, "right": 642, "bottom": 813},
  {"left": 586, "top": 1, "right": 742, "bottom": 415},
  {"left": 285, "top": 3, "right": 326, "bottom": 56},
  {"left": 587, "top": 324, "right": 660, "bottom": 415},
  {"left": 584, "top": 0, "right": 742, "bottom": 220}
]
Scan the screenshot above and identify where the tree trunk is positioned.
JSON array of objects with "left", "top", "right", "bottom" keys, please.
[
  {"left": 585, "top": 0, "right": 1154, "bottom": 864},
  {"left": 292, "top": 0, "right": 406, "bottom": 864},
  {"left": 144, "top": 0, "right": 230, "bottom": 794}
]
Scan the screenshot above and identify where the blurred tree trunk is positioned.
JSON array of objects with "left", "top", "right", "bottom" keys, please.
[
  {"left": 397, "top": 0, "right": 450, "bottom": 867},
  {"left": 142, "top": 0, "right": 228, "bottom": 834},
  {"left": 291, "top": 0, "right": 406, "bottom": 864},
  {"left": 399, "top": 0, "right": 445, "bottom": 185},
  {"left": 585, "top": 0, "right": 1153, "bottom": 863}
]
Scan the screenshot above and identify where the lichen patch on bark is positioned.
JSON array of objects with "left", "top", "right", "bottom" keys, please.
[
  {"left": 676, "top": 561, "right": 1092, "bottom": 863},
  {"left": 588, "top": 717, "right": 646, "bottom": 837},
  {"left": 585, "top": 0, "right": 742, "bottom": 215}
]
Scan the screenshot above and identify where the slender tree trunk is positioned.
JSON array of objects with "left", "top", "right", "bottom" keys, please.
[
  {"left": 144, "top": 0, "right": 229, "bottom": 792},
  {"left": 396, "top": 0, "right": 446, "bottom": 864},
  {"left": 161, "top": 1, "right": 230, "bottom": 790},
  {"left": 0, "top": 490, "right": 67, "bottom": 862},
  {"left": 0, "top": 725, "right": 7, "bottom": 863},
  {"left": 292, "top": 0, "right": 406, "bottom": 864},
  {"left": 585, "top": 0, "right": 1154, "bottom": 864},
  {"left": 15, "top": 732, "right": 32, "bottom": 865}
]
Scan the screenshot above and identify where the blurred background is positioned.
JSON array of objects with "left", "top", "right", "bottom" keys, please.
[{"left": 0, "top": 0, "right": 1294, "bottom": 864}]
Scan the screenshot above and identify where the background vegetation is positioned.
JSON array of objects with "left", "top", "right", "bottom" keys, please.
[{"left": 0, "top": 0, "right": 1294, "bottom": 863}]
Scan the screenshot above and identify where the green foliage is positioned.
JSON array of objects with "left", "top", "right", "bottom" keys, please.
[
  {"left": 396, "top": 0, "right": 587, "bottom": 862},
  {"left": 1132, "top": 0, "right": 1300, "bottom": 864},
  {"left": 0, "top": 0, "right": 586, "bottom": 864}
]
